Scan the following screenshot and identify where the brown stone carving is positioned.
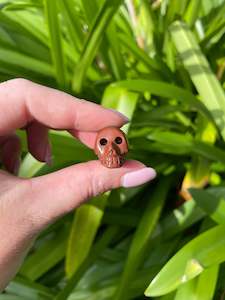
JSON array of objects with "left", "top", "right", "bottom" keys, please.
[{"left": 94, "top": 127, "right": 128, "bottom": 168}]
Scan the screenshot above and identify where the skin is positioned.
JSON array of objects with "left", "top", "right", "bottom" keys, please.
[{"left": 0, "top": 78, "right": 147, "bottom": 290}]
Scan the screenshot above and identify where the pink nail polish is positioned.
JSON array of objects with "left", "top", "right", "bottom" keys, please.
[
  {"left": 121, "top": 168, "right": 157, "bottom": 188},
  {"left": 108, "top": 109, "right": 130, "bottom": 123}
]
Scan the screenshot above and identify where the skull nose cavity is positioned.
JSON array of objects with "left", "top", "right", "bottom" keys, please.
[{"left": 111, "top": 141, "right": 121, "bottom": 154}]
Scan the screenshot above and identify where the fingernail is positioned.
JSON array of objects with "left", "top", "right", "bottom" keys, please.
[
  {"left": 121, "top": 167, "right": 157, "bottom": 188},
  {"left": 13, "top": 158, "right": 20, "bottom": 175},
  {"left": 45, "top": 144, "right": 52, "bottom": 166},
  {"left": 108, "top": 109, "right": 130, "bottom": 123}
]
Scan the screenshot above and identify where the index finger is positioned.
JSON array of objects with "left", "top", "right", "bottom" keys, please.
[{"left": 0, "top": 79, "right": 129, "bottom": 135}]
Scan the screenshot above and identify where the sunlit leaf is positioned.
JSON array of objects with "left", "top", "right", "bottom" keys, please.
[{"left": 145, "top": 224, "right": 225, "bottom": 296}]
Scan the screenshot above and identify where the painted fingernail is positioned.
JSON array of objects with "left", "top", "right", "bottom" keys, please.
[
  {"left": 108, "top": 109, "right": 130, "bottom": 123},
  {"left": 121, "top": 167, "right": 157, "bottom": 188},
  {"left": 45, "top": 143, "right": 52, "bottom": 166}
]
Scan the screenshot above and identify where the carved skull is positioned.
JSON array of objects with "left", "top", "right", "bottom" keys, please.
[{"left": 94, "top": 127, "right": 128, "bottom": 168}]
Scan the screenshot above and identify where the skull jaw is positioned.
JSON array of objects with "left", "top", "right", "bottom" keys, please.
[{"left": 100, "top": 153, "right": 125, "bottom": 168}]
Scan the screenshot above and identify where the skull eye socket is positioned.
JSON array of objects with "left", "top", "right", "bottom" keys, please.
[
  {"left": 115, "top": 136, "right": 122, "bottom": 144},
  {"left": 99, "top": 138, "right": 108, "bottom": 146}
]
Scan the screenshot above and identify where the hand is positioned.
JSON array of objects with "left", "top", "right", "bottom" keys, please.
[{"left": 0, "top": 78, "right": 156, "bottom": 290}]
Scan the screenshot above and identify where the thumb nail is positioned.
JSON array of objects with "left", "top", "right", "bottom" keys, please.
[{"left": 121, "top": 167, "right": 156, "bottom": 188}]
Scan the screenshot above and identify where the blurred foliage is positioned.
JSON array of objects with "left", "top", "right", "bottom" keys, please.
[{"left": 0, "top": 0, "right": 225, "bottom": 299}]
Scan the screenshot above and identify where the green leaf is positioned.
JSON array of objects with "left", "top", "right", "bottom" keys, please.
[
  {"left": 44, "top": 0, "right": 67, "bottom": 88},
  {"left": 0, "top": 10, "right": 46, "bottom": 45},
  {"left": 118, "top": 33, "right": 168, "bottom": 79},
  {"left": 102, "top": 85, "right": 138, "bottom": 133},
  {"left": 59, "top": 0, "right": 83, "bottom": 51},
  {"left": 111, "top": 79, "right": 212, "bottom": 120},
  {"left": 56, "top": 226, "right": 119, "bottom": 300},
  {"left": 184, "top": 0, "right": 202, "bottom": 27},
  {"left": 190, "top": 188, "right": 225, "bottom": 224},
  {"left": 203, "top": 2, "right": 225, "bottom": 39},
  {"left": 114, "top": 177, "right": 171, "bottom": 300},
  {"left": 19, "top": 153, "right": 45, "bottom": 178},
  {"left": 0, "top": 296, "right": 25, "bottom": 300},
  {"left": 135, "top": 130, "right": 225, "bottom": 165},
  {"left": 174, "top": 265, "right": 219, "bottom": 300},
  {"left": 193, "top": 141, "right": 225, "bottom": 165},
  {"left": 80, "top": 0, "right": 125, "bottom": 80},
  {"left": 153, "top": 200, "right": 205, "bottom": 241},
  {"left": 166, "top": 0, "right": 189, "bottom": 24},
  {"left": 106, "top": 23, "right": 126, "bottom": 80},
  {"left": 103, "top": 207, "right": 140, "bottom": 227},
  {"left": 0, "top": 47, "right": 53, "bottom": 76},
  {"left": 81, "top": 0, "right": 99, "bottom": 25},
  {"left": 19, "top": 225, "right": 68, "bottom": 281},
  {"left": 145, "top": 224, "right": 225, "bottom": 297},
  {"left": 72, "top": 0, "right": 123, "bottom": 93},
  {"left": 170, "top": 21, "right": 225, "bottom": 140},
  {"left": 65, "top": 194, "right": 108, "bottom": 277},
  {"left": 5, "top": 276, "right": 54, "bottom": 300}
]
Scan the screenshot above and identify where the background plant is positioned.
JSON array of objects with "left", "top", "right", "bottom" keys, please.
[{"left": 0, "top": 0, "right": 225, "bottom": 299}]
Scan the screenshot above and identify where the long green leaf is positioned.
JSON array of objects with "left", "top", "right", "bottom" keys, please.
[
  {"left": 65, "top": 194, "right": 108, "bottom": 277},
  {"left": 184, "top": 0, "right": 202, "bottom": 27},
  {"left": 72, "top": 0, "right": 123, "bottom": 93},
  {"left": 111, "top": 79, "right": 212, "bottom": 120},
  {"left": 19, "top": 153, "right": 45, "bottom": 178},
  {"left": 20, "top": 226, "right": 68, "bottom": 281},
  {"left": 170, "top": 21, "right": 225, "bottom": 140},
  {"left": 59, "top": 0, "right": 83, "bottom": 51},
  {"left": 114, "top": 177, "right": 171, "bottom": 300},
  {"left": 152, "top": 200, "right": 205, "bottom": 241},
  {"left": 190, "top": 188, "right": 225, "bottom": 224},
  {"left": 145, "top": 224, "right": 225, "bottom": 296},
  {"left": 174, "top": 265, "right": 219, "bottom": 300},
  {"left": 0, "top": 47, "right": 53, "bottom": 76},
  {"left": 56, "top": 226, "right": 119, "bottom": 300},
  {"left": 5, "top": 276, "right": 54, "bottom": 300},
  {"left": 118, "top": 33, "right": 167, "bottom": 79},
  {"left": 44, "top": 0, "right": 67, "bottom": 88}
]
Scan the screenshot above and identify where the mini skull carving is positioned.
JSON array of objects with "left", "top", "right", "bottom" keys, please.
[{"left": 94, "top": 127, "right": 128, "bottom": 168}]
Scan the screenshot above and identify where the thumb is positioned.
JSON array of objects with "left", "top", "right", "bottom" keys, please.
[{"left": 26, "top": 160, "right": 156, "bottom": 231}]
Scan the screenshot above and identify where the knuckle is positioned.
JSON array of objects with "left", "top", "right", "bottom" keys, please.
[
  {"left": 90, "top": 177, "right": 106, "bottom": 198},
  {"left": 87, "top": 166, "right": 109, "bottom": 198}
]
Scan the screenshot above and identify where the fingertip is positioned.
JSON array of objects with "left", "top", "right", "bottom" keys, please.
[
  {"left": 107, "top": 109, "right": 130, "bottom": 124},
  {"left": 121, "top": 167, "right": 157, "bottom": 188},
  {"left": 119, "top": 160, "right": 156, "bottom": 188},
  {"left": 26, "top": 122, "right": 51, "bottom": 164}
]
